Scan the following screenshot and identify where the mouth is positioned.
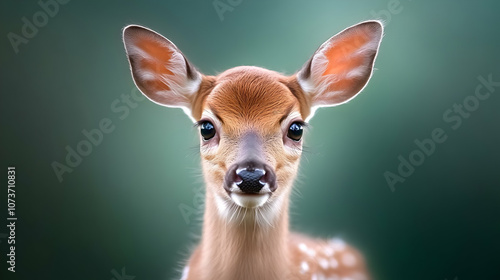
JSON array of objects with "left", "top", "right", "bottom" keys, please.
[
  {"left": 229, "top": 191, "right": 271, "bottom": 208},
  {"left": 226, "top": 181, "right": 272, "bottom": 208}
]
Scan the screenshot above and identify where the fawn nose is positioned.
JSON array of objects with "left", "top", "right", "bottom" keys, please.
[
  {"left": 225, "top": 161, "right": 276, "bottom": 194},
  {"left": 237, "top": 168, "right": 265, "bottom": 193}
]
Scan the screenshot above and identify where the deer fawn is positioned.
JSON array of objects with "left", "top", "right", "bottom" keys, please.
[{"left": 123, "top": 20, "right": 383, "bottom": 280}]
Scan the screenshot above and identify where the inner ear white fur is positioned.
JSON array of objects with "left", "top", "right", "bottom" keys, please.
[
  {"left": 123, "top": 25, "right": 202, "bottom": 122},
  {"left": 297, "top": 20, "right": 384, "bottom": 120}
]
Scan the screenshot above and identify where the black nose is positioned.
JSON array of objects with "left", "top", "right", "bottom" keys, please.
[
  {"left": 224, "top": 161, "right": 277, "bottom": 194},
  {"left": 236, "top": 168, "right": 265, "bottom": 193}
]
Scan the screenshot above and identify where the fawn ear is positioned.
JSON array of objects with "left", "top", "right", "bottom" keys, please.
[
  {"left": 296, "top": 21, "right": 383, "bottom": 120},
  {"left": 123, "top": 25, "right": 202, "bottom": 120}
]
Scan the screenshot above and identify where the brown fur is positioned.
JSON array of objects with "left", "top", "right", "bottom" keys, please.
[
  {"left": 122, "top": 21, "right": 383, "bottom": 280},
  {"left": 183, "top": 67, "right": 369, "bottom": 280}
]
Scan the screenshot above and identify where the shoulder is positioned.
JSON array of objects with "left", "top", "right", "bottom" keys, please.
[{"left": 288, "top": 233, "right": 370, "bottom": 280}]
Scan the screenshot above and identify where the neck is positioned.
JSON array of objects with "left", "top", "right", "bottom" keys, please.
[{"left": 196, "top": 191, "right": 291, "bottom": 280}]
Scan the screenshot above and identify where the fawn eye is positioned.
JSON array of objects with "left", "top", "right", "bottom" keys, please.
[
  {"left": 287, "top": 122, "right": 303, "bottom": 141},
  {"left": 200, "top": 121, "right": 216, "bottom": 140}
]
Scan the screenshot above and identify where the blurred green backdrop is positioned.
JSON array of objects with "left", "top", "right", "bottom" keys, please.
[{"left": 1, "top": 0, "right": 499, "bottom": 279}]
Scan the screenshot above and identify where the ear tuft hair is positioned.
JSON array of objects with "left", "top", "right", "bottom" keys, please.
[
  {"left": 296, "top": 20, "right": 384, "bottom": 121},
  {"left": 122, "top": 25, "right": 202, "bottom": 120}
]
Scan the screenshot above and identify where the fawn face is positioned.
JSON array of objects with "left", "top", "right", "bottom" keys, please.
[
  {"left": 198, "top": 67, "right": 304, "bottom": 212},
  {"left": 123, "top": 21, "right": 383, "bottom": 222}
]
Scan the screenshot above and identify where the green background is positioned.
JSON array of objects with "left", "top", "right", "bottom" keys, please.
[{"left": 1, "top": 0, "right": 499, "bottom": 279}]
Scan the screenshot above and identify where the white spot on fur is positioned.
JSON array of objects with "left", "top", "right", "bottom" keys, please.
[
  {"left": 314, "top": 274, "right": 335, "bottom": 280},
  {"left": 329, "top": 258, "right": 338, "bottom": 268},
  {"left": 180, "top": 266, "right": 189, "bottom": 280},
  {"left": 329, "top": 238, "right": 346, "bottom": 251},
  {"left": 323, "top": 246, "right": 334, "bottom": 257},
  {"left": 308, "top": 249, "right": 317, "bottom": 257},
  {"left": 300, "top": 261, "right": 310, "bottom": 274},
  {"left": 341, "top": 252, "right": 356, "bottom": 267},
  {"left": 297, "top": 243, "right": 317, "bottom": 257},
  {"left": 319, "top": 258, "right": 329, "bottom": 270},
  {"left": 299, "top": 243, "right": 308, "bottom": 252}
]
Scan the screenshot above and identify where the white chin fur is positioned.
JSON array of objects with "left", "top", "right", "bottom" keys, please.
[{"left": 230, "top": 193, "right": 270, "bottom": 208}]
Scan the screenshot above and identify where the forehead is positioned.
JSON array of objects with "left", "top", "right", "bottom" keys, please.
[{"left": 204, "top": 67, "right": 300, "bottom": 133}]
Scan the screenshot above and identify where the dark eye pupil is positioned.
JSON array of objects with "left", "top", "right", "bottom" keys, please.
[
  {"left": 287, "top": 122, "right": 303, "bottom": 141},
  {"left": 200, "top": 121, "right": 215, "bottom": 140}
]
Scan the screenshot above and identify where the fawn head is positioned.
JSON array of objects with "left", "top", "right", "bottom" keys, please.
[{"left": 123, "top": 21, "right": 383, "bottom": 223}]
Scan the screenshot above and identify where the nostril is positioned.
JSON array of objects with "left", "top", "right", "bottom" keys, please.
[
  {"left": 236, "top": 169, "right": 265, "bottom": 194},
  {"left": 234, "top": 174, "right": 242, "bottom": 185},
  {"left": 263, "top": 165, "right": 277, "bottom": 192}
]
